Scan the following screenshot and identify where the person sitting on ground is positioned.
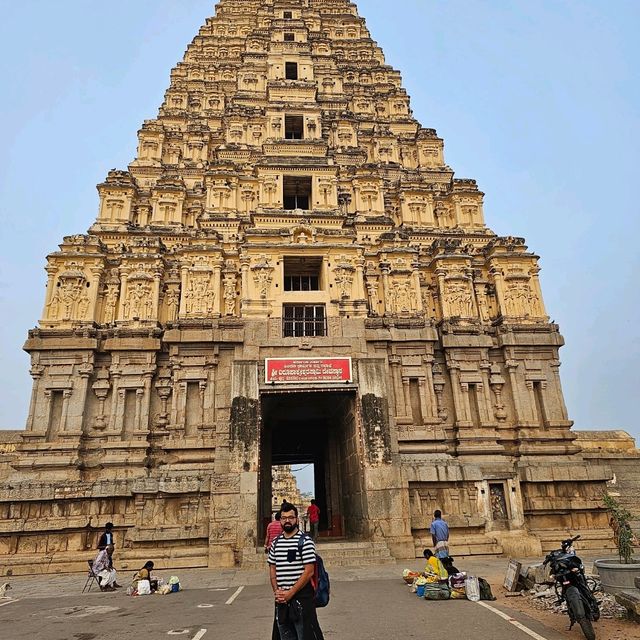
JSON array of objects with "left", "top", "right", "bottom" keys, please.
[
  {"left": 423, "top": 549, "right": 448, "bottom": 581},
  {"left": 131, "top": 560, "right": 155, "bottom": 593},
  {"left": 265, "top": 512, "right": 283, "bottom": 554},
  {"left": 92, "top": 544, "right": 120, "bottom": 590},
  {"left": 441, "top": 555, "right": 460, "bottom": 575}
]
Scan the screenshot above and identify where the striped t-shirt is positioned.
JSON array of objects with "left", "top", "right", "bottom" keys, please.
[{"left": 267, "top": 531, "right": 316, "bottom": 589}]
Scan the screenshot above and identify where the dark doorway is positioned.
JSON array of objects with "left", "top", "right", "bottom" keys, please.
[
  {"left": 259, "top": 390, "right": 363, "bottom": 543},
  {"left": 285, "top": 115, "right": 304, "bottom": 140},
  {"left": 285, "top": 61, "right": 299, "bottom": 80},
  {"left": 283, "top": 175, "right": 311, "bottom": 210}
]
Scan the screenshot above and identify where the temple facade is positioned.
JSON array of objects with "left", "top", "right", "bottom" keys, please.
[{"left": 0, "top": 0, "right": 612, "bottom": 575}]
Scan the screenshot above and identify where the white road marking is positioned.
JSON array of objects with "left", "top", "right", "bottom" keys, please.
[
  {"left": 0, "top": 599, "right": 20, "bottom": 608},
  {"left": 477, "top": 601, "right": 551, "bottom": 640},
  {"left": 197, "top": 603, "right": 214, "bottom": 608},
  {"left": 167, "top": 631, "right": 190, "bottom": 636},
  {"left": 192, "top": 630, "right": 207, "bottom": 640},
  {"left": 225, "top": 585, "right": 244, "bottom": 605}
]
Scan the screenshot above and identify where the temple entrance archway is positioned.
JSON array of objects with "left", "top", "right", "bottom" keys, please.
[{"left": 258, "top": 389, "right": 364, "bottom": 542}]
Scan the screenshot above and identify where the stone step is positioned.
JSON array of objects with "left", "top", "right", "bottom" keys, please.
[
  {"left": 533, "top": 528, "right": 615, "bottom": 553},
  {"left": 414, "top": 533, "right": 504, "bottom": 558},
  {"left": 241, "top": 540, "right": 395, "bottom": 569}
]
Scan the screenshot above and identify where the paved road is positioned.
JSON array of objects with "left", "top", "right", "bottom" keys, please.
[{"left": 0, "top": 579, "right": 572, "bottom": 640}]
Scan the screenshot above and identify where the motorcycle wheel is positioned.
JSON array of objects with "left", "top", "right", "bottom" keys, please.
[{"left": 566, "top": 586, "right": 596, "bottom": 640}]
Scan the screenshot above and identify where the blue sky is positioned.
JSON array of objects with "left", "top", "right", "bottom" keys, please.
[{"left": 0, "top": 0, "right": 638, "bottom": 467}]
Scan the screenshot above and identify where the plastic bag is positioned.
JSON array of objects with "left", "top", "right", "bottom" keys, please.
[
  {"left": 137, "top": 579, "right": 151, "bottom": 595},
  {"left": 465, "top": 576, "right": 480, "bottom": 602}
]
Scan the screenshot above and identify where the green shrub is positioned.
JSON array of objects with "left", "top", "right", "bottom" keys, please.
[{"left": 603, "top": 493, "right": 635, "bottom": 564}]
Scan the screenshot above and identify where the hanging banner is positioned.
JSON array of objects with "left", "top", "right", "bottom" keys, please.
[{"left": 265, "top": 357, "right": 352, "bottom": 384}]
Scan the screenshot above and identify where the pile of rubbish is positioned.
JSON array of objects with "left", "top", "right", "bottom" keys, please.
[{"left": 524, "top": 580, "right": 627, "bottom": 619}]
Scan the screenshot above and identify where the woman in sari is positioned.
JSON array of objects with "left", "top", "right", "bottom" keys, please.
[{"left": 130, "top": 560, "right": 155, "bottom": 594}]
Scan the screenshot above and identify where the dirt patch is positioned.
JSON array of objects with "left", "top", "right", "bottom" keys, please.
[{"left": 496, "top": 584, "right": 640, "bottom": 640}]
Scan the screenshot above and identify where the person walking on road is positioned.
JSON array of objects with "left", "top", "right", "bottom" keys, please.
[
  {"left": 306, "top": 500, "right": 320, "bottom": 542},
  {"left": 430, "top": 509, "right": 450, "bottom": 558},
  {"left": 268, "top": 502, "right": 324, "bottom": 640}
]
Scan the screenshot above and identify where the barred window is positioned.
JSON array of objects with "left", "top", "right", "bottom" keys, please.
[{"left": 283, "top": 305, "right": 326, "bottom": 337}]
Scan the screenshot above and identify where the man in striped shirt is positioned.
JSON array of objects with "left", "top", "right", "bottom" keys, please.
[{"left": 268, "top": 502, "right": 322, "bottom": 639}]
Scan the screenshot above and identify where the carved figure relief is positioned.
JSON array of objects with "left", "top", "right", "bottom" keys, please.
[
  {"left": 164, "top": 285, "right": 180, "bottom": 322},
  {"left": 251, "top": 256, "right": 274, "bottom": 300},
  {"left": 503, "top": 281, "right": 541, "bottom": 317},
  {"left": 389, "top": 279, "right": 413, "bottom": 314},
  {"left": 47, "top": 267, "right": 91, "bottom": 321},
  {"left": 185, "top": 275, "right": 214, "bottom": 316},
  {"left": 223, "top": 273, "right": 237, "bottom": 316},
  {"left": 365, "top": 276, "right": 379, "bottom": 315},
  {"left": 124, "top": 280, "right": 153, "bottom": 320},
  {"left": 333, "top": 258, "right": 355, "bottom": 299},
  {"left": 444, "top": 281, "right": 474, "bottom": 318}
]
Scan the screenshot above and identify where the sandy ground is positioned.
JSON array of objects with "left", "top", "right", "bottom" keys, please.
[{"left": 493, "top": 582, "right": 640, "bottom": 640}]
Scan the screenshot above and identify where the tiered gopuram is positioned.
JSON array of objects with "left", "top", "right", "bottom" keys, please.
[{"left": 0, "top": 0, "right": 611, "bottom": 574}]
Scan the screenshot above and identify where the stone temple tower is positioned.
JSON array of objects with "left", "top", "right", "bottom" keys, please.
[{"left": 0, "top": 0, "right": 611, "bottom": 574}]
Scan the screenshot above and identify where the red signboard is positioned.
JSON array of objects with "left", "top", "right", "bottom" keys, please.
[{"left": 265, "top": 357, "right": 352, "bottom": 384}]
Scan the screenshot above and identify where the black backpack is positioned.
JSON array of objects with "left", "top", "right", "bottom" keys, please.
[{"left": 478, "top": 577, "right": 496, "bottom": 601}]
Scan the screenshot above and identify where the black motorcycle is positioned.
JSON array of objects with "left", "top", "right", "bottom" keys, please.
[{"left": 543, "top": 535, "right": 600, "bottom": 640}]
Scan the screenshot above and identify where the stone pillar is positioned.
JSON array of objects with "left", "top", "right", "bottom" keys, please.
[
  {"left": 480, "top": 364, "right": 495, "bottom": 423},
  {"left": 88, "top": 267, "right": 102, "bottom": 321},
  {"left": 43, "top": 390, "right": 54, "bottom": 439},
  {"left": 177, "top": 381, "right": 188, "bottom": 431},
  {"left": 380, "top": 259, "right": 390, "bottom": 315},
  {"left": 139, "top": 373, "right": 153, "bottom": 434},
  {"left": 66, "top": 365, "right": 92, "bottom": 434},
  {"left": 505, "top": 360, "right": 523, "bottom": 424},
  {"left": 448, "top": 363, "right": 468, "bottom": 425},
  {"left": 401, "top": 376, "right": 412, "bottom": 420},
  {"left": 550, "top": 359, "right": 569, "bottom": 421},
  {"left": 152, "top": 270, "right": 162, "bottom": 320},
  {"left": 134, "top": 387, "right": 144, "bottom": 432},
  {"left": 116, "top": 388, "right": 127, "bottom": 437},
  {"left": 240, "top": 254, "right": 250, "bottom": 302},
  {"left": 417, "top": 377, "right": 428, "bottom": 425},
  {"left": 41, "top": 265, "right": 57, "bottom": 320},
  {"left": 436, "top": 269, "right": 447, "bottom": 317},
  {"left": 389, "top": 356, "right": 405, "bottom": 418},
  {"left": 412, "top": 264, "right": 423, "bottom": 313},
  {"left": 422, "top": 356, "right": 438, "bottom": 421},
  {"left": 530, "top": 267, "right": 548, "bottom": 318},
  {"left": 108, "top": 373, "right": 121, "bottom": 432},
  {"left": 26, "top": 365, "right": 44, "bottom": 432},
  {"left": 490, "top": 267, "right": 506, "bottom": 317},
  {"left": 213, "top": 260, "right": 222, "bottom": 316},
  {"left": 60, "top": 389, "right": 72, "bottom": 432},
  {"left": 179, "top": 265, "right": 189, "bottom": 316},
  {"left": 117, "top": 270, "right": 129, "bottom": 321},
  {"left": 354, "top": 254, "right": 365, "bottom": 300}
]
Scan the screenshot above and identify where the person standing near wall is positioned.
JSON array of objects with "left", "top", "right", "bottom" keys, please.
[
  {"left": 268, "top": 502, "right": 324, "bottom": 639},
  {"left": 430, "top": 509, "right": 450, "bottom": 558},
  {"left": 265, "top": 512, "right": 283, "bottom": 553},
  {"left": 306, "top": 500, "right": 320, "bottom": 542}
]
